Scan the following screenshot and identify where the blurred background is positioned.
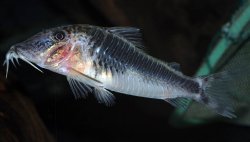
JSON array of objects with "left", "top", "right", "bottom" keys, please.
[{"left": 1, "top": 0, "right": 250, "bottom": 142}]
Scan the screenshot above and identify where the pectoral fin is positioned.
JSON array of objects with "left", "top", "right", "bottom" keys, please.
[{"left": 67, "top": 68, "right": 115, "bottom": 106}]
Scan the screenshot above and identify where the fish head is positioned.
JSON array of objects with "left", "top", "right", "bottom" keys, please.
[{"left": 4, "top": 26, "right": 81, "bottom": 77}]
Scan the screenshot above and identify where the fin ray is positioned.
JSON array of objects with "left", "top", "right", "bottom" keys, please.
[
  {"left": 165, "top": 98, "right": 191, "bottom": 109},
  {"left": 67, "top": 77, "right": 92, "bottom": 99},
  {"left": 106, "top": 27, "right": 144, "bottom": 49},
  {"left": 94, "top": 88, "right": 115, "bottom": 106},
  {"left": 196, "top": 72, "right": 237, "bottom": 118},
  {"left": 68, "top": 68, "right": 115, "bottom": 105}
]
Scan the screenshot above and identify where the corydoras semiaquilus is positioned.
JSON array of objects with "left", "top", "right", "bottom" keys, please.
[{"left": 4, "top": 24, "right": 237, "bottom": 118}]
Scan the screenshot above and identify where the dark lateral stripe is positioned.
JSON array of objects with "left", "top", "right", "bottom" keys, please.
[
  {"left": 87, "top": 27, "right": 200, "bottom": 93},
  {"left": 181, "top": 79, "right": 200, "bottom": 93}
]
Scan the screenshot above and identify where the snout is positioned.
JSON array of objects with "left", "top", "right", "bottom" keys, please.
[
  {"left": 6, "top": 45, "right": 20, "bottom": 56},
  {"left": 5, "top": 45, "right": 19, "bottom": 61},
  {"left": 4, "top": 44, "right": 44, "bottom": 77},
  {"left": 5, "top": 43, "right": 40, "bottom": 68},
  {"left": 8, "top": 43, "right": 39, "bottom": 63},
  {"left": 4, "top": 45, "right": 21, "bottom": 78},
  {"left": 7, "top": 43, "right": 30, "bottom": 58}
]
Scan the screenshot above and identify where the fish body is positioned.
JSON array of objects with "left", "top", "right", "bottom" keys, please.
[{"left": 4, "top": 25, "right": 236, "bottom": 118}]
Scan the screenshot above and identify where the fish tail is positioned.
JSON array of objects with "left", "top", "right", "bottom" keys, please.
[{"left": 195, "top": 71, "right": 237, "bottom": 118}]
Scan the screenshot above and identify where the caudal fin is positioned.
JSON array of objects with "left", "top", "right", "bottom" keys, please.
[{"left": 196, "top": 72, "right": 238, "bottom": 118}]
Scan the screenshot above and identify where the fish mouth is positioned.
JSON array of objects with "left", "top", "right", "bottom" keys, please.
[{"left": 3, "top": 46, "right": 43, "bottom": 78}]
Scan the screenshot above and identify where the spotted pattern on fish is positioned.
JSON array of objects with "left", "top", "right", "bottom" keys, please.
[
  {"left": 84, "top": 26, "right": 200, "bottom": 94},
  {"left": 4, "top": 24, "right": 237, "bottom": 118}
]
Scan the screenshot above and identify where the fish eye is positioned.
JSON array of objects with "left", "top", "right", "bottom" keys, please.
[{"left": 53, "top": 31, "right": 66, "bottom": 41}]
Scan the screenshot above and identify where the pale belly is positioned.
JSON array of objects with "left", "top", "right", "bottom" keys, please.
[
  {"left": 71, "top": 60, "right": 191, "bottom": 100},
  {"left": 98, "top": 70, "right": 189, "bottom": 99}
]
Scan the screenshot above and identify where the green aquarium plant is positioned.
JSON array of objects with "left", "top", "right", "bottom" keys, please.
[{"left": 170, "top": 0, "right": 250, "bottom": 126}]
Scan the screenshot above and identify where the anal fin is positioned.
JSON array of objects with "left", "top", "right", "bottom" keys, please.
[{"left": 165, "top": 98, "right": 191, "bottom": 109}]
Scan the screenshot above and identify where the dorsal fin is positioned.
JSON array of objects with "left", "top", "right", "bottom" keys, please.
[{"left": 106, "top": 27, "right": 144, "bottom": 49}]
